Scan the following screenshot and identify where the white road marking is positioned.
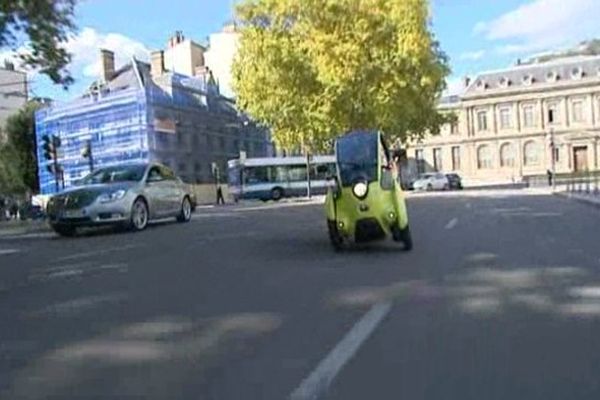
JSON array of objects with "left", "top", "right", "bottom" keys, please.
[
  {"left": 445, "top": 217, "right": 458, "bottom": 230},
  {"left": 56, "top": 244, "right": 140, "bottom": 261},
  {"left": 289, "top": 302, "right": 392, "bottom": 400},
  {"left": 25, "top": 292, "right": 127, "bottom": 318},
  {"left": 0, "top": 248, "right": 20, "bottom": 255}
]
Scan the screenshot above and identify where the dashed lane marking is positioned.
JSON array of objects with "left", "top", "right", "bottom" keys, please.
[
  {"left": 56, "top": 244, "right": 140, "bottom": 261},
  {"left": 289, "top": 301, "right": 392, "bottom": 400},
  {"left": 0, "top": 248, "right": 20, "bottom": 255},
  {"left": 444, "top": 217, "right": 458, "bottom": 230}
]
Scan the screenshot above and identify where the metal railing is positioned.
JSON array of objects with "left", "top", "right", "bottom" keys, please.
[{"left": 562, "top": 170, "right": 600, "bottom": 195}]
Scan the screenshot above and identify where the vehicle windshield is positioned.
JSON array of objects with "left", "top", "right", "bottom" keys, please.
[
  {"left": 80, "top": 164, "right": 146, "bottom": 185},
  {"left": 336, "top": 132, "right": 378, "bottom": 186}
]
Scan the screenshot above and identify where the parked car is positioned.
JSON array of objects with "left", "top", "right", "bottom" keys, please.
[
  {"left": 445, "top": 173, "right": 463, "bottom": 190},
  {"left": 46, "top": 163, "right": 195, "bottom": 237},
  {"left": 412, "top": 173, "right": 449, "bottom": 191}
]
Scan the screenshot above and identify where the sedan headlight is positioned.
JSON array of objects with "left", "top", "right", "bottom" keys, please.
[
  {"left": 98, "top": 189, "right": 127, "bottom": 203},
  {"left": 352, "top": 182, "right": 368, "bottom": 199}
]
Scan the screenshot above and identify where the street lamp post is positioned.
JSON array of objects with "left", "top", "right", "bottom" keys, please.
[{"left": 548, "top": 109, "right": 556, "bottom": 191}]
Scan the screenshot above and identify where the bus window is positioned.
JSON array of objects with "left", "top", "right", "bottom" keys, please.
[
  {"left": 288, "top": 165, "right": 308, "bottom": 182},
  {"left": 311, "top": 164, "right": 334, "bottom": 180},
  {"left": 244, "top": 166, "right": 269, "bottom": 184},
  {"left": 268, "top": 166, "right": 288, "bottom": 183}
]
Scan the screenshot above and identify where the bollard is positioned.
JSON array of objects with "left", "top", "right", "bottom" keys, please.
[
  {"left": 586, "top": 171, "right": 591, "bottom": 194},
  {"left": 595, "top": 173, "right": 599, "bottom": 195}
]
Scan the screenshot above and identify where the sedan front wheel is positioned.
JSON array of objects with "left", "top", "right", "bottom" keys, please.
[
  {"left": 176, "top": 197, "right": 192, "bottom": 223},
  {"left": 129, "top": 198, "right": 149, "bottom": 231}
]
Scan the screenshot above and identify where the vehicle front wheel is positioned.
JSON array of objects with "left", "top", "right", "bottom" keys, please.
[
  {"left": 427, "top": 184, "right": 433, "bottom": 191},
  {"left": 52, "top": 224, "right": 77, "bottom": 237},
  {"left": 129, "top": 198, "right": 149, "bottom": 231},
  {"left": 392, "top": 224, "right": 413, "bottom": 251},
  {"left": 176, "top": 196, "right": 192, "bottom": 223},
  {"left": 327, "top": 220, "right": 344, "bottom": 251},
  {"left": 271, "top": 187, "right": 283, "bottom": 201}
]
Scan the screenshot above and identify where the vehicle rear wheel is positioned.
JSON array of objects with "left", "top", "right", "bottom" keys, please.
[
  {"left": 427, "top": 183, "right": 433, "bottom": 191},
  {"left": 327, "top": 220, "right": 344, "bottom": 251},
  {"left": 392, "top": 224, "right": 413, "bottom": 251},
  {"left": 271, "top": 187, "right": 283, "bottom": 201},
  {"left": 177, "top": 196, "right": 192, "bottom": 223},
  {"left": 52, "top": 224, "right": 77, "bottom": 237},
  {"left": 129, "top": 198, "right": 149, "bottom": 231},
  {"left": 443, "top": 183, "right": 449, "bottom": 190}
]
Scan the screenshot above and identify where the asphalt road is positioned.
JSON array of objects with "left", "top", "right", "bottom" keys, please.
[{"left": 2, "top": 191, "right": 600, "bottom": 399}]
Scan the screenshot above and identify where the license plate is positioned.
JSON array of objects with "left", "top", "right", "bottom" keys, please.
[{"left": 62, "top": 210, "right": 81, "bottom": 218}]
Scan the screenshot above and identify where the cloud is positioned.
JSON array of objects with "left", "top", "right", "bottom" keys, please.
[
  {"left": 473, "top": 0, "right": 600, "bottom": 54},
  {"left": 65, "top": 27, "right": 149, "bottom": 78},
  {"left": 0, "top": 27, "right": 149, "bottom": 83},
  {"left": 459, "top": 50, "right": 485, "bottom": 61}
]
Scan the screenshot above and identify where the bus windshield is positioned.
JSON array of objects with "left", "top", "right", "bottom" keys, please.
[{"left": 336, "top": 132, "right": 378, "bottom": 186}]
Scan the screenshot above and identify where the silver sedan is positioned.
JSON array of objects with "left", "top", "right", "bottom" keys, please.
[{"left": 46, "top": 163, "right": 195, "bottom": 236}]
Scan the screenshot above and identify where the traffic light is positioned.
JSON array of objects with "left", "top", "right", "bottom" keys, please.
[
  {"left": 41, "top": 134, "right": 62, "bottom": 191},
  {"left": 81, "top": 139, "right": 94, "bottom": 172}
]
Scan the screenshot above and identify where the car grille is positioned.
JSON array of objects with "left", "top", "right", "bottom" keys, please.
[
  {"left": 50, "top": 191, "right": 98, "bottom": 211},
  {"left": 355, "top": 218, "right": 386, "bottom": 243}
]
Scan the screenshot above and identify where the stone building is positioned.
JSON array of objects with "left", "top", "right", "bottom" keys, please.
[
  {"left": 0, "top": 62, "right": 27, "bottom": 140},
  {"left": 412, "top": 55, "right": 600, "bottom": 185}
]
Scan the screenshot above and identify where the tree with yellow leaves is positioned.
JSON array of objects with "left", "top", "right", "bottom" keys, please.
[{"left": 233, "top": 0, "right": 450, "bottom": 153}]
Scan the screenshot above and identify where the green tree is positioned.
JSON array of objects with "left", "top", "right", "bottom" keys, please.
[
  {"left": 0, "top": 0, "right": 77, "bottom": 87},
  {"left": 0, "top": 143, "right": 25, "bottom": 194},
  {"left": 233, "top": 0, "right": 450, "bottom": 152},
  {"left": 3, "top": 101, "right": 43, "bottom": 193}
]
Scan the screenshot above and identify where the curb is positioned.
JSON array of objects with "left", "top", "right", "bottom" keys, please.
[{"left": 554, "top": 191, "right": 600, "bottom": 209}]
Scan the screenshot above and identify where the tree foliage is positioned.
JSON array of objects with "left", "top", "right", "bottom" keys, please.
[
  {"left": 1, "top": 101, "right": 43, "bottom": 193},
  {"left": 0, "top": 0, "right": 77, "bottom": 88},
  {"left": 232, "top": 0, "right": 450, "bottom": 152}
]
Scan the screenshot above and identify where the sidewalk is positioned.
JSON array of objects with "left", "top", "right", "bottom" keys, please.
[
  {"left": 555, "top": 190, "right": 600, "bottom": 208},
  {"left": 0, "top": 219, "right": 50, "bottom": 238}
]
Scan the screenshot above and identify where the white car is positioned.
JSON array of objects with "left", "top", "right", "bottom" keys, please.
[{"left": 412, "top": 173, "right": 449, "bottom": 191}]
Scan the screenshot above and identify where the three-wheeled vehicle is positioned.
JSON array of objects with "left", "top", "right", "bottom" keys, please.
[{"left": 324, "top": 131, "right": 412, "bottom": 251}]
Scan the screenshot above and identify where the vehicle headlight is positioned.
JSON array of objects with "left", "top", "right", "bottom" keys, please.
[
  {"left": 98, "top": 189, "right": 127, "bottom": 203},
  {"left": 352, "top": 182, "right": 368, "bottom": 199}
]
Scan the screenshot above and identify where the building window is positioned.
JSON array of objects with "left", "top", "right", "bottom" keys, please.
[
  {"left": 523, "top": 141, "right": 540, "bottom": 166},
  {"left": 547, "top": 102, "right": 560, "bottom": 124},
  {"left": 451, "top": 146, "right": 460, "bottom": 171},
  {"left": 500, "top": 143, "right": 515, "bottom": 167},
  {"left": 572, "top": 100, "right": 585, "bottom": 123},
  {"left": 219, "top": 137, "right": 226, "bottom": 151},
  {"left": 415, "top": 149, "right": 425, "bottom": 174},
  {"left": 433, "top": 148, "right": 442, "bottom": 171},
  {"left": 523, "top": 105, "right": 535, "bottom": 128},
  {"left": 477, "top": 111, "right": 488, "bottom": 132},
  {"left": 450, "top": 122, "right": 458, "bottom": 135},
  {"left": 499, "top": 107, "right": 512, "bottom": 129},
  {"left": 477, "top": 145, "right": 492, "bottom": 169},
  {"left": 553, "top": 147, "right": 560, "bottom": 163}
]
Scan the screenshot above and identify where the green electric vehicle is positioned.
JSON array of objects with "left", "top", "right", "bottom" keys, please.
[{"left": 324, "top": 131, "right": 413, "bottom": 251}]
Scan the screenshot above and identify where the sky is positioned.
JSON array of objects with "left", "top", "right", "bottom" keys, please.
[{"left": 7, "top": 0, "right": 600, "bottom": 101}]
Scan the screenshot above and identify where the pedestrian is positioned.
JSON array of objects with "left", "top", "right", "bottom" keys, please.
[
  {"left": 216, "top": 185, "right": 225, "bottom": 205},
  {"left": 10, "top": 201, "right": 19, "bottom": 220},
  {"left": 547, "top": 169, "right": 553, "bottom": 186}
]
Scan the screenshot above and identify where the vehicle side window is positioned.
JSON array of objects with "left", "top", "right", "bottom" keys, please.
[
  {"left": 159, "top": 166, "right": 176, "bottom": 181},
  {"left": 147, "top": 167, "right": 162, "bottom": 182}
]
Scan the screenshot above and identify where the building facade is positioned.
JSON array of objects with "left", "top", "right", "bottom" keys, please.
[
  {"left": 35, "top": 36, "right": 269, "bottom": 195},
  {"left": 412, "top": 55, "right": 600, "bottom": 185},
  {"left": 0, "top": 63, "right": 27, "bottom": 140},
  {"left": 204, "top": 22, "right": 239, "bottom": 99}
]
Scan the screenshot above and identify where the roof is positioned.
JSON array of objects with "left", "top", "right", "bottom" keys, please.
[{"left": 464, "top": 55, "right": 600, "bottom": 96}]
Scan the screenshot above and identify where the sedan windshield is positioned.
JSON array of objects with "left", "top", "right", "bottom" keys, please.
[
  {"left": 81, "top": 165, "right": 146, "bottom": 185},
  {"left": 336, "top": 132, "right": 378, "bottom": 186}
]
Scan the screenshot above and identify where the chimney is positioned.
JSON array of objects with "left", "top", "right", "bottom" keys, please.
[
  {"left": 463, "top": 76, "right": 471, "bottom": 88},
  {"left": 151, "top": 50, "right": 165, "bottom": 78},
  {"left": 168, "top": 31, "right": 185, "bottom": 48},
  {"left": 100, "top": 49, "right": 115, "bottom": 82}
]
